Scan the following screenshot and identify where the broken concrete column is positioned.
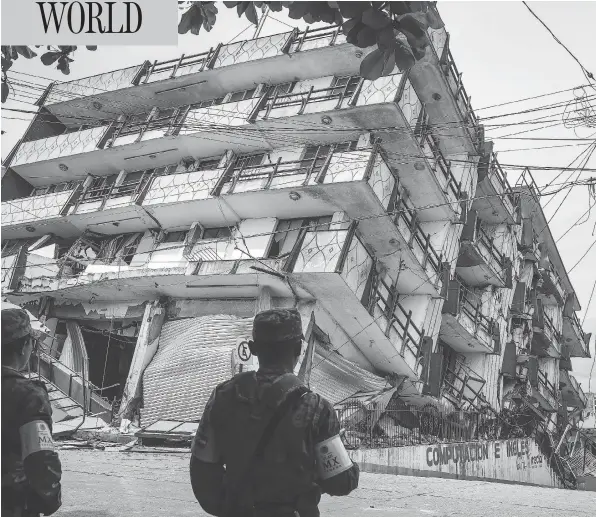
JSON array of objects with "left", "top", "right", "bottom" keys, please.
[{"left": 118, "top": 299, "right": 166, "bottom": 426}]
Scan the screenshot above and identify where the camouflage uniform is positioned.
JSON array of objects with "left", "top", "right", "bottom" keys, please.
[
  {"left": 190, "top": 309, "right": 359, "bottom": 517},
  {"left": 1, "top": 309, "right": 62, "bottom": 517}
]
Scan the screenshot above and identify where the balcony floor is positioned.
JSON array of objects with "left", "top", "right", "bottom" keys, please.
[
  {"left": 46, "top": 41, "right": 368, "bottom": 126},
  {"left": 440, "top": 313, "right": 494, "bottom": 354},
  {"left": 562, "top": 316, "right": 590, "bottom": 358},
  {"left": 473, "top": 173, "right": 516, "bottom": 225},
  {"left": 456, "top": 242, "right": 505, "bottom": 288}
]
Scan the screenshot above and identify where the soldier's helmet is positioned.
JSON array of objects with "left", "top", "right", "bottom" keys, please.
[
  {"left": 253, "top": 308, "right": 304, "bottom": 346},
  {"left": 1, "top": 308, "right": 33, "bottom": 345}
]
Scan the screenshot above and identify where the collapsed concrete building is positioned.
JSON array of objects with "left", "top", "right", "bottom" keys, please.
[{"left": 1, "top": 13, "right": 592, "bottom": 486}]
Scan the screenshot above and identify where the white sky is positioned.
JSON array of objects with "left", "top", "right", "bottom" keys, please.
[{"left": 1, "top": 1, "right": 595, "bottom": 392}]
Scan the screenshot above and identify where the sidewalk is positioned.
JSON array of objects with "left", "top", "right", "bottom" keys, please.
[{"left": 55, "top": 449, "right": 595, "bottom": 517}]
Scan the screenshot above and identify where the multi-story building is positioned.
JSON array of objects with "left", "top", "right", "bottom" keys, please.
[{"left": 1, "top": 19, "right": 590, "bottom": 436}]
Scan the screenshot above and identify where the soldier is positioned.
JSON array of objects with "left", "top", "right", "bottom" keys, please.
[
  {"left": 190, "top": 308, "right": 359, "bottom": 517},
  {"left": 1, "top": 308, "right": 62, "bottom": 517}
]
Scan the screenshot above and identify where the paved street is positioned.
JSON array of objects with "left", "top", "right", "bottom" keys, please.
[{"left": 55, "top": 449, "right": 595, "bottom": 517}]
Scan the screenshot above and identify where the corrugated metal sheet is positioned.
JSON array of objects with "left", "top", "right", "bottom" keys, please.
[
  {"left": 310, "top": 346, "right": 388, "bottom": 405},
  {"left": 141, "top": 315, "right": 253, "bottom": 425}
]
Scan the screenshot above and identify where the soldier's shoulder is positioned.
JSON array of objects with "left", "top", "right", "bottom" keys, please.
[
  {"left": 213, "top": 371, "right": 254, "bottom": 397},
  {"left": 3, "top": 375, "right": 51, "bottom": 421}
]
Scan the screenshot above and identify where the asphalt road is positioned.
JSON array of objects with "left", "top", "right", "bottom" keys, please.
[{"left": 55, "top": 449, "right": 594, "bottom": 517}]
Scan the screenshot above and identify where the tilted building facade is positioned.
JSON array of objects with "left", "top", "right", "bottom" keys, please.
[{"left": 1, "top": 22, "right": 590, "bottom": 437}]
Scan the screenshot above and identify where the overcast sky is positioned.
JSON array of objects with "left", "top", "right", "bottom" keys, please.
[{"left": 1, "top": 2, "right": 595, "bottom": 392}]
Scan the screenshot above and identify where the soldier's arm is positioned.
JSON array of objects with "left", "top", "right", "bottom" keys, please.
[
  {"left": 19, "top": 383, "right": 62, "bottom": 516},
  {"left": 189, "top": 389, "right": 226, "bottom": 516},
  {"left": 313, "top": 396, "right": 360, "bottom": 496}
]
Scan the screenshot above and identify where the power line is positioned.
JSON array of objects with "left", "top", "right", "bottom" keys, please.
[
  {"left": 568, "top": 240, "right": 596, "bottom": 273},
  {"left": 522, "top": 2, "right": 595, "bottom": 83}
]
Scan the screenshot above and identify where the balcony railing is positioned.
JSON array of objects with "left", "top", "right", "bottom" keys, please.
[
  {"left": 440, "top": 46, "right": 481, "bottom": 149},
  {"left": 442, "top": 358, "right": 486, "bottom": 410},
  {"left": 44, "top": 64, "right": 146, "bottom": 105},
  {"left": 486, "top": 153, "right": 516, "bottom": 211},
  {"left": 42, "top": 26, "right": 348, "bottom": 104},
  {"left": 367, "top": 276, "right": 426, "bottom": 366},
  {"left": 476, "top": 224, "right": 506, "bottom": 272},
  {"left": 393, "top": 197, "right": 443, "bottom": 277},
  {"left": 537, "top": 368, "right": 559, "bottom": 409},
  {"left": 459, "top": 287, "right": 494, "bottom": 341},
  {"left": 539, "top": 265, "right": 566, "bottom": 304},
  {"left": 416, "top": 127, "right": 462, "bottom": 203},
  {"left": 11, "top": 126, "right": 110, "bottom": 167},
  {"left": 563, "top": 312, "right": 590, "bottom": 357},
  {"left": 2, "top": 189, "right": 75, "bottom": 226},
  {"left": 70, "top": 176, "right": 150, "bottom": 214}
]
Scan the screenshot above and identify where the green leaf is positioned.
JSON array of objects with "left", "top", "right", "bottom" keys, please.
[
  {"left": 397, "top": 13, "right": 430, "bottom": 60},
  {"left": 338, "top": 2, "right": 371, "bottom": 19},
  {"left": 57, "top": 55, "right": 71, "bottom": 75},
  {"left": 2, "top": 56, "right": 13, "bottom": 72},
  {"left": 269, "top": 2, "right": 283, "bottom": 12},
  {"left": 41, "top": 51, "right": 62, "bottom": 66},
  {"left": 389, "top": 2, "right": 411, "bottom": 16},
  {"left": 58, "top": 46, "right": 77, "bottom": 53},
  {"left": 408, "top": 1, "right": 428, "bottom": 12},
  {"left": 1, "top": 80, "right": 9, "bottom": 103},
  {"left": 243, "top": 3, "right": 259, "bottom": 24},
  {"left": 14, "top": 46, "right": 37, "bottom": 59},
  {"left": 223, "top": 1, "right": 240, "bottom": 7},
  {"left": 342, "top": 18, "right": 360, "bottom": 36},
  {"left": 86, "top": 46, "right": 98, "bottom": 51},
  {"left": 361, "top": 7, "right": 391, "bottom": 30},
  {"left": 346, "top": 22, "right": 366, "bottom": 45},
  {"left": 394, "top": 39, "right": 415, "bottom": 71},
  {"left": 360, "top": 48, "right": 385, "bottom": 80},
  {"left": 376, "top": 26, "right": 398, "bottom": 51},
  {"left": 201, "top": 2, "right": 218, "bottom": 31},
  {"left": 356, "top": 26, "right": 377, "bottom": 48},
  {"left": 178, "top": 3, "right": 203, "bottom": 34},
  {"left": 288, "top": 2, "right": 311, "bottom": 20},
  {"left": 382, "top": 49, "right": 396, "bottom": 76},
  {"left": 426, "top": 6, "right": 444, "bottom": 30}
]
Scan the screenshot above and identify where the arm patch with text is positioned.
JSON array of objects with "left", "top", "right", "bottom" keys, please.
[{"left": 20, "top": 420, "right": 55, "bottom": 459}]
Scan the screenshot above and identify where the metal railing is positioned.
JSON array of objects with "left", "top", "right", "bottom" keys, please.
[
  {"left": 417, "top": 128, "right": 462, "bottom": 202},
  {"left": 258, "top": 82, "right": 357, "bottom": 119},
  {"left": 440, "top": 47, "right": 481, "bottom": 149},
  {"left": 537, "top": 369, "right": 558, "bottom": 405},
  {"left": 395, "top": 196, "right": 443, "bottom": 275},
  {"left": 487, "top": 153, "right": 516, "bottom": 208},
  {"left": 139, "top": 47, "right": 220, "bottom": 83},
  {"left": 442, "top": 359, "right": 486, "bottom": 410},
  {"left": 370, "top": 276, "right": 425, "bottom": 359},
  {"left": 476, "top": 223, "right": 506, "bottom": 270},
  {"left": 459, "top": 286, "right": 493, "bottom": 338},
  {"left": 337, "top": 405, "right": 494, "bottom": 449}
]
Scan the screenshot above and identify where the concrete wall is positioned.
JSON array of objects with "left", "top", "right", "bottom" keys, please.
[{"left": 349, "top": 437, "right": 562, "bottom": 488}]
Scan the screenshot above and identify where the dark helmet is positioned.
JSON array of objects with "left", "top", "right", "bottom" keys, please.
[
  {"left": 1, "top": 308, "right": 33, "bottom": 345},
  {"left": 253, "top": 308, "right": 304, "bottom": 346}
]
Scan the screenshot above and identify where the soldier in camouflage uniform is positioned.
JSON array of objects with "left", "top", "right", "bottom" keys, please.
[
  {"left": 1, "top": 308, "right": 62, "bottom": 517},
  {"left": 190, "top": 308, "right": 359, "bottom": 517}
]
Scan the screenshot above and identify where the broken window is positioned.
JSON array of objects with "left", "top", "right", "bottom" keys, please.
[
  {"left": 192, "top": 96, "right": 225, "bottom": 109},
  {"left": 81, "top": 175, "right": 117, "bottom": 202},
  {"left": 163, "top": 230, "right": 188, "bottom": 243},
  {"left": 267, "top": 216, "right": 333, "bottom": 258},
  {"left": 330, "top": 76, "right": 360, "bottom": 98},
  {"left": 228, "top": 88, "right": 257, "bottom": 103},
  {"left": 271, "top": 82, "right": 294, "bottom": 97},
  {"left": 196, "top": 158, "right": 221, "bottom": 171},
  {"left": 202, "top": 227, "right": 232, "bottom": 240},
  {"left": 236, "top": 153, "right": 266, "bottom": 170}
]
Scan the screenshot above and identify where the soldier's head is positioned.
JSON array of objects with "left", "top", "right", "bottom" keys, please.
[
  {"left": 1, "top": 308, "right": 36, "bottom": 370},
  {"left": 249, "top": 308, "right": 304, "bottom": 368}
]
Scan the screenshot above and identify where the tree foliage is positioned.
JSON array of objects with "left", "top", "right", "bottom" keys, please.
[
  {"left": 178, "top": 1, "right": 444, "bottom": 80},
  {"left": 1, "top": 2, "right": 443, "bottom": 103}
]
